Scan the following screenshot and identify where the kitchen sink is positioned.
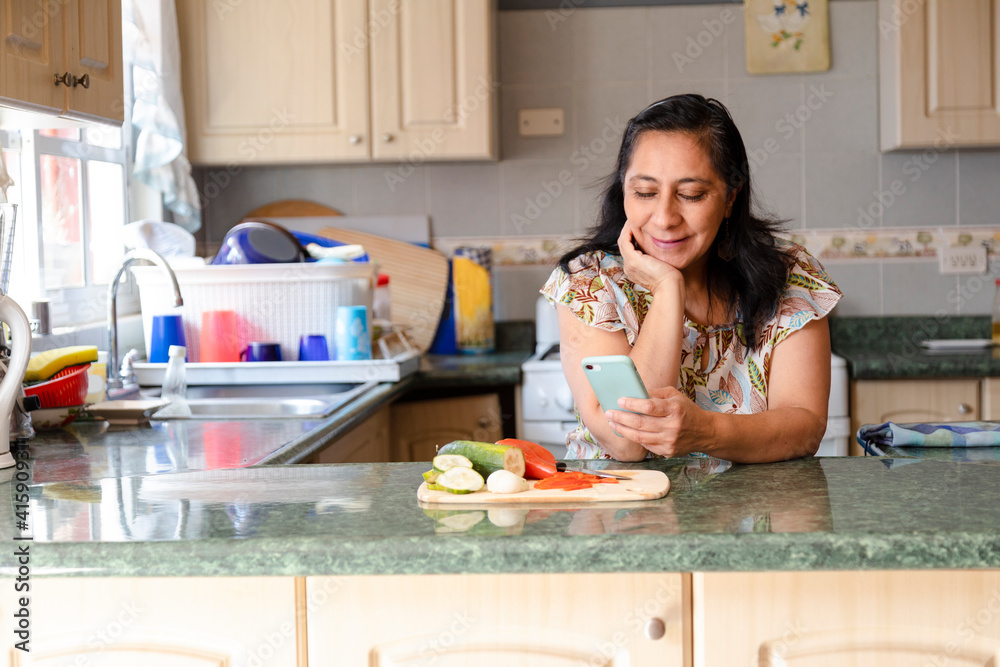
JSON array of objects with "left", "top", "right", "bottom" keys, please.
[{"left": 149, "top": 381, "right": 376, "bottom": 420}]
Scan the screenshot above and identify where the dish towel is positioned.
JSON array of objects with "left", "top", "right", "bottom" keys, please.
[{"left": 857, "top": 421, "right": 1000, "bottom": 451}]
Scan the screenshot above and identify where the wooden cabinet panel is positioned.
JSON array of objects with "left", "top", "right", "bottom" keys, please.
[
  {"left": 5, "top": 577, "right": 299, "bottom": 666},
  {"left": 369, "top": 0, "right": 495, "bottom": 160},
  {"left": 390, "top": 393, "right": 503, "bottom": 462},
  {"left": 311, "top": 405, "right": 391, "bottom": 463},
  {"left": 307, "top": 572, "right": 689, "bottom": 666},
  {"left": 880, "top": 0, "right": 1000, "bottom": 149},
  {"left": 694, "top": 571, "right": 1000, "bottom": 666},
  {"left": 177, "top": 0, "right": 370, "bottom": 164},
  {"left": 850, "top": 379, "right": 979, "bottom": 455},
  {"left": 62, "top": 0, "right": 123, "bottom": 123},
  {"left": 0, "top": 0, "right": 65, "bottom": 115},
  {"left": 980, "top": 377, "right": 1000, "bottom": 420}
]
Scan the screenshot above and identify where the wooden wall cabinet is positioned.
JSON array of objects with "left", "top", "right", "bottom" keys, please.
[
  {"left": 850, "top": 378, "right": 979, "bottom": 455},
  {"left": 177, "top": 0, "right": 496, "bottom": 165},
  {"left": 306, "top": 573, "right": 690, "bottom": 666},
  {"left": 694, "top": 571, "right": 1000, "bottom": 665},
  {"left": 0, "top": 0, "right": 123, "bottom": 125},
  {"left": 879, "top": 0, "right": 1000, "bottom": 149},
  {"left": 390, "top": 392, "right": 503, "bottom": 462}
]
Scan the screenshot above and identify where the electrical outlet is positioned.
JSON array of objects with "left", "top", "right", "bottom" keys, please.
[
  {"left": 939, "top": 245, "right": 988, "bottom": 275},
  {"left": 518, "top": 108, "right": 564, "bottom": 137}
]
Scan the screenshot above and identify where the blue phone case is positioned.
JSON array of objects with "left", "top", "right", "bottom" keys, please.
[{"left": 581, "top": 355, "right": 649, "bottom": 414}]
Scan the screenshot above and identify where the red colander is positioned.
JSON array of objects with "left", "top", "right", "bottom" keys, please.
[{"left": 23, "top": 363, "right": 91, "bottom": 409}]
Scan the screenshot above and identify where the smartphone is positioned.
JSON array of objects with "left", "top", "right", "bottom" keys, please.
[{"left": 581, "top": 355, "right": 650, "bottom": 415}]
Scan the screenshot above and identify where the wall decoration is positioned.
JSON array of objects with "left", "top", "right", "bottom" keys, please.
[{"left": 744, "top": 0, "right": 830, "bottom": 74}]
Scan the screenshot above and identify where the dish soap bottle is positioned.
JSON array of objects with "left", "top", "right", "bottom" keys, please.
[{"left": 159, "top": 345, "right": 191, "bottom": 417}]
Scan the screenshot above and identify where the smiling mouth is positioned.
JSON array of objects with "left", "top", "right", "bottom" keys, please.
[{"left": 651, "top": 237, "right": 687, "bottom": 249}]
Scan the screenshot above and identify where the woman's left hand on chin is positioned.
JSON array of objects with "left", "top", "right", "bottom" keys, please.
[{"left": 605, "top": 387, "right": 712, "bottom": 458}]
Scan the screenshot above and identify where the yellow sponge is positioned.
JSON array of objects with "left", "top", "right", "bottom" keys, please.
[{"left": 24, "top": 345, "right": 99, "bottom": 383}]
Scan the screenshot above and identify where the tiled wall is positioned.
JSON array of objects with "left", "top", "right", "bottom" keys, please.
[{"left": 194, "top": 1, "right": 1000, "bottom": 321}]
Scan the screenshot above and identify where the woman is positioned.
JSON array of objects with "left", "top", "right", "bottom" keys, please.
[{"left": 541, "top": 94, "right": 841, "bottom": 463}]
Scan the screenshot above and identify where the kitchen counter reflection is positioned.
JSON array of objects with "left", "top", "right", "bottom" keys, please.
[{"left": 7, "top": 457, "right": 1000, "bottom": 577}]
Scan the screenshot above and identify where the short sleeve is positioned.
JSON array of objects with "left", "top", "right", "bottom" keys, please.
[
  {"left": 539, "top": 251, "right": 629, "bottom": 335},
  {"left": 770, "top": 243, "right": 842, "bottom": 346}
]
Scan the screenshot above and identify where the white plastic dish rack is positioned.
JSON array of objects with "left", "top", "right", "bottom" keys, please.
[
  {"left": 131, "top": 262, "right": 374, "bottom": 364},
  {"left": 133, "top": 350, "right": 419, "bottom": 386}
]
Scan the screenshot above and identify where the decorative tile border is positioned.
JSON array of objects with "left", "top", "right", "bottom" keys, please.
[{"left": 433, "top": 227, "right": 1000, "bottom": 266}]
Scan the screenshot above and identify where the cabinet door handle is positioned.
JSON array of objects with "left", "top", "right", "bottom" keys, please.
[
  {"left": 73, "top": 73, "right": 90, "bottom": 89},
  {"left": 381, "top": 133, "right": 394, "bottom": 143},
  {"left": 54, "top": 72, "right": 73, "bottom": 87},
  {"left": 349, "top": 134, "right": 363, "bottom": 145},
  {"left": 644, "top": 618, "right": 666, "bottom": 640},
  {"left": 958, "top": 403, "right": 972, "bottom": 414},
  {"left": 477, "top": 416, "right": 491, "bottom": 428}
]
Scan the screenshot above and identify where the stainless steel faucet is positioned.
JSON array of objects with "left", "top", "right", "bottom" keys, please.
[{"left": 106, "top": 249, "right": 183, "bottom": 400}]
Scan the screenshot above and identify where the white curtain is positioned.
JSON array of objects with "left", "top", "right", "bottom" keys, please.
[{"left": 123, "top": 0, "right": 202, "bottom": 232}]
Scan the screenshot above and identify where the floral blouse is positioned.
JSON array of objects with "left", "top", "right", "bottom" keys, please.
[{"left": 540, "top": 239, "right": 842, "bottom": 459}]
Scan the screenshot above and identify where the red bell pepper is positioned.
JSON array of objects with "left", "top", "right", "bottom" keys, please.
[{"left": 496, "top": 438, "right": 558, "bottom": 479}]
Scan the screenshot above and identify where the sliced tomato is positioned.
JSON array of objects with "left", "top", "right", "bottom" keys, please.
[{"left": 496, "top": 438, "right": 558, "bottom": 479}]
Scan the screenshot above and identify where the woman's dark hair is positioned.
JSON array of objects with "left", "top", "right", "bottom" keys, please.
[{"left": 558, "top": 93, "right": 791, "bottom": 352}]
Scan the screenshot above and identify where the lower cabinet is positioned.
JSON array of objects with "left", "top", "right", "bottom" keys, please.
[
  {"left": 850, "top": 379, "right": 980, "bottom": 455},
  {"left": 305, "top": 572, "right": 690, "bottom": 666},
  {"left": 693, "top": 570, "right": 1000, "bottom": 665},
  {"left": 390, "top": 393, "right": 503, "bottom": 462},
  {"left": 310, "top": 406, "right": 392, "bottom": 463},
  {"left": 7, "top": 577, "right": 299, "bottom": 666}
]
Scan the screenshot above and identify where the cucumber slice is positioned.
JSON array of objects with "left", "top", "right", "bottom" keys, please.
[
  {"left": 437, "top": 441, "right": 526, "bottom": 479},
  {"left": 432, "top": 454, "right": 473, "bottom": 473},
  {"left": 426, "top": 482, "right": 446, "bottom": 491},
  {"left": 436, "top": 467, "right": 485, "bottom": 494},
  {"left": 423, "top": 469, "right": 444, "bottom": 483}
]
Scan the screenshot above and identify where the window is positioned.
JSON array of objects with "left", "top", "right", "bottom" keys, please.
[{"left": 1, "top": 123, "right": 133, "bottom": 329}]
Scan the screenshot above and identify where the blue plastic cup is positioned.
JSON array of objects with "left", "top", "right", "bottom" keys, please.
[
  {"left": 298, "top": 335, "right": 330, "bottom": 361},
  {"left": 334, "top": 306, "right": 372, "bottom": 361},
  {"left": 149, "top": 314, "right": 186, "bottom": 363},
  {"left": 241, "top": 342, "right": 283, "bottom": 362}
]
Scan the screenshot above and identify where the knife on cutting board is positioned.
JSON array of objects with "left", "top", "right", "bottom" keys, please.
[{"left": 555, "top": 462, "right": 632, "bottom": 479}]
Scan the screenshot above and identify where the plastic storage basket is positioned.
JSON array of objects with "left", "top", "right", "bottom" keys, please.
[{"left": 131, "top": 262, "right": 374, "bottom": 363}]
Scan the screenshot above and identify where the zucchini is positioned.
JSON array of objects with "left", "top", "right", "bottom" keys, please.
[
  {"left": 432, "top": 454, "right": 473, "bottom": 472},
  {"left": 436, "top": 467, "right": 485, "bottom": 494},
  {"left": 437, "top": 440, "right": 526, "bottom": 479}
]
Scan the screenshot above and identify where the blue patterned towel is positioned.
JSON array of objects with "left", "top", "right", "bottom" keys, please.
[{"left": 857, "top": 421, "right": 1000, "bottom": 449}]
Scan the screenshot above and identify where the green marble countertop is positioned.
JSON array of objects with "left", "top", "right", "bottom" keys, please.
[
  {"left": 5, "top": 457, "right": 1000, "bottom": 577},
  {"left": 831, "top": 315, "right": 1000, "bottom": 379}
]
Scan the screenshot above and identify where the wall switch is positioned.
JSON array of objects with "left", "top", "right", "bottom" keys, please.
[
  {"left": 518, "top": 108, "right": 565, "bottom": 137},
  {"left": 939, "top": 245, "right": 988, "bottom": 275}
]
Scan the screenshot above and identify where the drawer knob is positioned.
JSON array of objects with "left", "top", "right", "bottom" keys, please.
[
  {"left": 644, "top": 618, "right": 666, "bottom": 640},
  {"left": 73, "top": 73, "right": 90, "bottom": 89},
  {"left": 382, "top": 133, "right": 395, "bottom": 143},
  {"left": 349, "top": 134, "right": 362, "bottom": 145},
  {"left": 477, "top": 416, "right": 491, "bottom": 428},
  {"left": 54, "top": 71, "right": 73, "bottom": 87},
  {"left": 958, "top": 403, "right": 972, "bottom": 415}
]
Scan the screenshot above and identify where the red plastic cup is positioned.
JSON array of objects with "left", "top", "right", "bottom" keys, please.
[{"left": 200, "top": 310, "right": 240, "bottom": 362}]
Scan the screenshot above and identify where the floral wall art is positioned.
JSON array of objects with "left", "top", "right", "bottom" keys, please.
[{"left": 745, "top": 0, "right": 831, "bottom": 74}]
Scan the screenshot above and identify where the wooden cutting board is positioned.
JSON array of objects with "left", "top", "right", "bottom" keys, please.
[
  {"left": 417, "top": 470, "right": 669, "bottom": 504},
  {"left": 318, "top": 227, "right": 449, "bottom": 352}
]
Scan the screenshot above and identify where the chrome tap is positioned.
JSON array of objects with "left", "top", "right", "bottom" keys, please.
[{"left": 107, "top": 249, "right": 183, "bottom": 400}]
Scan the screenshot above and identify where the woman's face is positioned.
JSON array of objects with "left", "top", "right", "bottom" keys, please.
[{"left": 622, "top": 131, "right": 735, "bottom": 278}]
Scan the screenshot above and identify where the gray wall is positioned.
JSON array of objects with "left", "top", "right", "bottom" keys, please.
[{"left": 195, "top": 2, "right": 1000, "bottom": 321}]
